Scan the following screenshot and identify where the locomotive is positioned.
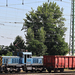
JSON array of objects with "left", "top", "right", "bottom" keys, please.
[{"left": 0, "top": 51, "right": 44, "bottom": 73}]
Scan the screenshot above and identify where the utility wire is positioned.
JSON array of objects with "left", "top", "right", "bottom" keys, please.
[
  {"left": 54, "top": 0, "right": 71, "bottom": 3},
  {"left": 0, "top": 0, "right": 71, "bottom": 40}
]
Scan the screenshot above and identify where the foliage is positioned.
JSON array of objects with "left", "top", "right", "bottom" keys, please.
[
  {"left": 0, "top": 35, "right": 26, "bottom": 56},
  {"left": 27, "top": 39, "right": 47, "bottom": 56},
  {"left": 8, "top": 43, "right": 16, "bottom": 51},
  {"left": 22, "top": 2, "right": 69, "bottom": 55},
  {"left": 26, "top": 27, "right": 47, "bottom": 56},
  {"left": 0, "top": 45, "right": 7, "bottom": 55},
  {"left": 6, "top": 51, "right": 13, "bottom": 56},
  {"left": 2, "top": 51, "right": 12, "bottom": 56},
  {"left": 13, "top": 35, "right": 26, "bottom": 52}
]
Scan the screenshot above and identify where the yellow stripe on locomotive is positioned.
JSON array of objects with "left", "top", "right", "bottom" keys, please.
[{"left": 0, "top": 56, "right": 2, "bottom": 66}]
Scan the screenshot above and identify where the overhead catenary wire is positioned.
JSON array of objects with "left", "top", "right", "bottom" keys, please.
[
  {"left": 0, "top": 0, "right": 71, "bottom": 7},
  {"left": 0, "top": 36, "right": 13, "bottom": 39},
  {"left": 0, "top": 0, "right": 71, "bottom": 42},
  {"left": 0, "top": 0, "right": 70, "bottom": 22},
  {"left": 53, "top": 0, "right": 71, "bottom": 3}
]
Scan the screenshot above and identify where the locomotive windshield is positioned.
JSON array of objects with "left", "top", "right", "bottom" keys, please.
[
  {"left": 22, "top": 52, "right": 32, "bottom": 64},
  {"left": 27, "top": 55, "right": 32, "bottom": 58}
]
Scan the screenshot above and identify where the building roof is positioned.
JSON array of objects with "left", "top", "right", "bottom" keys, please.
[{"left": 22, "top": 52, "right": 32, "bottom": 55}]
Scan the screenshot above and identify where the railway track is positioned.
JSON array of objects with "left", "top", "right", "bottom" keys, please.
[
  {"left": 0, "top": 69, "right": 75, "bottom": 75},
  {"left": 0, "top": 73, "right": 75, "bottom": 75}
]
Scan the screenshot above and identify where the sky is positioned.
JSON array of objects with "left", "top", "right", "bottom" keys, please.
[{"left": 0, "top": 0, "right": 71, "bottom": 46}]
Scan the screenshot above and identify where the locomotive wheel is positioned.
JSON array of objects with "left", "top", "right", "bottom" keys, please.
[
  {"left": 39, "top": 70, "right": 42, "bottom": 73},
  {"left": 30, "top": 70, "right": 33, "bottom": 73},
  {"left": 26, "top": 70, "right": 28, "bottom": 73},
  {"left": 10, "top": 71, "right": 12, "bottom": 73},
  {"left": 10, "top": 67, "right": 13, "bottom": 73},
  {"left": 47, "top": 69, "right": 51, "bottom": 73},
  {"left": 47, "top": 68, "right": 51, "bottom": 73},
  {"left": 39, "top": 68, "right": 45, "bottom": 73},
  {"left": 0, "top": 67, "right": 2, "bottom": 73},
  {"left": 54, "top": 69, "right": 58, "bottom": 73},
  {"left": 4, "top": 68, "right": 8, "bottom": 73},
  {"left": 35, "top": 67, "right": 37, "bottom": 72},
  {"left": 15, "top": 68, "right": 20, "bottom": 73},
  {"left": 15, "top": 71, "right": 19, "bottom": 73},
  {"left": 0, "top": 71, "right": 2, "bottom": 73},
  {"left": 60, "top": 69, "right": 64, "bottom": 73},
  {"left": 18, "top": 68, "right": 20, "bottom": 72},
  {"left": 5, "top": 70, "right": 8, "bottom": 73}
]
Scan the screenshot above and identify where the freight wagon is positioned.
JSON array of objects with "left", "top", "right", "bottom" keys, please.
[{"left": 43, "top": 55, "right": 75, "bottom": 72}]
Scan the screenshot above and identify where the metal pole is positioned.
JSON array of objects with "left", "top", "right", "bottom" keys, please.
[
  {"left": 72, "top": 0, "right": 74, "bottom": 55},
  {"left": 22, "top": 0, "right": 24, "bottom": 5},
  {"left": 6, "top": 0, "right": 8, "bottom": 6},
  {"left": 69, "top": 15, "right": 71, "bottom": 55}
]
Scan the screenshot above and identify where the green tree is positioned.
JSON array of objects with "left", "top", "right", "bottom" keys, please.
[
  {"left": 0, "top": 45, "right": 8, "bottom": 55},
  {"left": 2, "top": 51, "right": 12, "bottom": 56},
  {"left": 6, "top": 51, "right": 13, "bottom": 56},
  {"left": 22, "top": 2, "right": 69, "bottom": 55},
  {"left": 0, "top": 35, "right": 26, "bottom": 56},
  {"left": 13, "top": 35, "right": 26, "bottom": 51},
  {"left": 9, "top": 43, "right": 16, "bottom": 51},
  {"left": 37, "top": 27, "right": 46, "bottom": 42},
  {"left": 26, "top": 27, "right": 47, "bottom": 56},
  {"left": 26, "top": 27, "right": 34, "bottom": 43},
  {"left": 0, "top": 46, "right": 2, "bottom": 55}
]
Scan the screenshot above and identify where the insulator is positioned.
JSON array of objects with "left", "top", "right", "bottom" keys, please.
[
  {"left": 22, "top": 0, "right": 24, "bottom": 5},
  {"left": 6, "top": 0, "right": 8, "bottom": 6}
]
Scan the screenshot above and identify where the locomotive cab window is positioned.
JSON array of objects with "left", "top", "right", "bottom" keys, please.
[
  {"left": 27, "top": 55, "right": 29, "bottom": 58},
  {"left": 23, "top": 52, "right": 32, "bottom": 63},
  {"left": 27, "top": 55, "right": 32, "bottom": 58},
  {"left": 4, "top": 59, "right": 5, "bottom": 64}
]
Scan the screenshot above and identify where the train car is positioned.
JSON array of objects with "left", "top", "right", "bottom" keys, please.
[
  {"left": 0, "top": 52, "right": 32, "bottom": 73},
  {"left": 32, "top": 56, "right": 43, "bottom": 64},
  {"left": 0, "top": 51, "right": 44, "bottom": 73},
  {"left": 2, "top": 56, "right": 20, "bottom": 65},
  {"left": 25, "top": 56, "right": 44, "bottom": 72},
  {"left": 13, "top": 52, "right": 44, "bottom": 72},
  {"left": 43, "top": 55, "right": 75, "bottom": 73},
  {"left": 32, "top": 56, "right": 44, "bottom": 72},
  {"left": 2, "top": 56, "right": 21, "bottom": 73}
]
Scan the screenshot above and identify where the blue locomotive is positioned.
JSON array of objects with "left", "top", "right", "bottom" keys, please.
[{"left": 0, "top": 51, "right": 44, "bottom": 73}]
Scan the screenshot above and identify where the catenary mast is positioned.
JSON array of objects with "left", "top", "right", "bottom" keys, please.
[{"left": 69, "top": 0, "right": 75, "bottom": 55}]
